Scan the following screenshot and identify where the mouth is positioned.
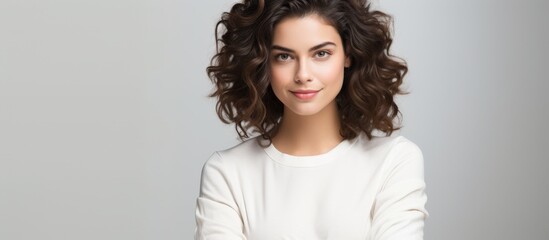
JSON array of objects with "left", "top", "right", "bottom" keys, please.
[{"left": 290, "top": 89, "right": 321, "bottom": 100}]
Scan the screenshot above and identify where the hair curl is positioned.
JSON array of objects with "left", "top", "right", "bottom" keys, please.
[{"left": 207, "top": 0, "right": 409, "bottom": 146}]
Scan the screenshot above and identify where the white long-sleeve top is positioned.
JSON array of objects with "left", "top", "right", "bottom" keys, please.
[{"left": 194, "top": 132, "right": 429, "bottom": 239}]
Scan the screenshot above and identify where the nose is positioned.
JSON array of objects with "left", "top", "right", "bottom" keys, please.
[{"left": 294, "top": 59, "right": 312, "bottom": 83}]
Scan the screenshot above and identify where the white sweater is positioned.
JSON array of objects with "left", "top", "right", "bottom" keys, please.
[{"left": 194, "top": 132, "right": 429, "bottom": 239}]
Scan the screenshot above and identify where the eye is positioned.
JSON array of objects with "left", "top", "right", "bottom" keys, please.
[
  {"left": 275, "top": 53, "right": 292, "bottom": 62},
  {"left": 315, "top": 50, "right": 331, "bottom": 58}
]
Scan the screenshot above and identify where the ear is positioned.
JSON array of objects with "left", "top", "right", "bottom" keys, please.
[{"left": 344, "top": 56, "right": 351, "bottom": 68}]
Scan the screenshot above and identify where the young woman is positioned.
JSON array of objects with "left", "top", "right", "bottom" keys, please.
[{"left": 195, "top": 0, "right": 429, "bottom": 239}]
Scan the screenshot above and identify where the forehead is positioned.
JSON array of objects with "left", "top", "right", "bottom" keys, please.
[{"left": 271, "top": 14, "right": 342, "bottom": 48}]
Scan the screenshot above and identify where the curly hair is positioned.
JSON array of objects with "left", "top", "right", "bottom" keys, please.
[{"left": 207, "top": 0, "right": 409, "bottom": 146}]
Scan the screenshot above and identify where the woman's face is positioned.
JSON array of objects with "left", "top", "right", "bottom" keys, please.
[{"left": 269, "top": 14, "right": 350, "bottom": 117}]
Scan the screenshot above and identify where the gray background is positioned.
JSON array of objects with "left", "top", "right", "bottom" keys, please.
[{"left": 1, "top": 0, "right": 547, "bottom": 239}]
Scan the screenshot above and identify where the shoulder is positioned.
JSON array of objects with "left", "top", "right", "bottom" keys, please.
[
  {"left": 354, "top": 131, "right": 422, "bottom": 157},
  {"left": 368, "top": 134, "right": 425, "bottom": 180},
  {"left": 348, "top": 132, "right": 427, "bottom": 193},
  {"left": 217, "top": 136, "right": 266, "bottom": 161},
  {"left": 350, "top": 132, "right": 424, "bottom": 172},
  {"left": 201, "top": 136, "right": 265, "bottom": 172}
]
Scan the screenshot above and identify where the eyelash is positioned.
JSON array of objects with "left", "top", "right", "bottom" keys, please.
[
  {"left": 315, "top": 50, "right": 331, "bottom": 58},
  {"left": 274, "top": 50, "right": 332, "bottom": 62},
  {"left": 275, "top": 54, "right": 291, "bottom": 61}
]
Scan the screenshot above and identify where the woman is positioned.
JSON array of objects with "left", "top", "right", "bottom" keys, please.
[{"left": 195, "top": 0, "right": 429, "bottom": 239}]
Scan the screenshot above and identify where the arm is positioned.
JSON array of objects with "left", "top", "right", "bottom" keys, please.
[
  {"left": 194, "top": 152, "right": 246, "bottom": 240},
  {"left": 367, "top": 140, "right": 430, "bottom": 240}
]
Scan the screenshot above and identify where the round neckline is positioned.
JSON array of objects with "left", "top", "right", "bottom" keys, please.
[{"left": 262, "top": 135, "right": 361, "bottom": 168}]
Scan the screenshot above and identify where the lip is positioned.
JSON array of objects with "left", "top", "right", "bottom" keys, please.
[{"left": 290, "top": 89, "right": 321, "bottom": 100}]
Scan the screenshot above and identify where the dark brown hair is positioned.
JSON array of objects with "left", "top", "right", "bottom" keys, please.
[{"left": 207, "top": 0, "right": 409, "bottom": 145}]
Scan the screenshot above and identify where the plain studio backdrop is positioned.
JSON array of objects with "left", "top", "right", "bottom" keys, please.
[{"left": 1, "top": 0, "right": 548, "bottom": 239}]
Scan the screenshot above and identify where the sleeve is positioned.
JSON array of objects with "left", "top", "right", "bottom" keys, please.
[
  {"left": 366, "top": 140, "right": 430, "bottom": 240},
  {"left": 194, "top": 152, "right": 246, "bottom": 240}
]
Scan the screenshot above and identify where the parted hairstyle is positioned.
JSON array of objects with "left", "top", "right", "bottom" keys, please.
[{"left": 207, "top": 0, "right": 409, "bottom": 146}]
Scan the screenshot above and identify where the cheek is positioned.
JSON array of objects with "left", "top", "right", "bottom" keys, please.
[
  {"left": 269, "top": 66, "right": 291, "bottom": 90},
  {"left": 316, "top": 62, "right": 345, "bottom": 83}
]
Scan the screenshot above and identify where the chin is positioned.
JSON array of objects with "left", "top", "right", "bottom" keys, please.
[{"left": 285, "top": 105, "right": 327, "bottom": 117}]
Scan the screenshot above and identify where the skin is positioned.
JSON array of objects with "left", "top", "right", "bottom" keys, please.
[{"left": 269, "top": 14, "right": 351, "bottom": 156}]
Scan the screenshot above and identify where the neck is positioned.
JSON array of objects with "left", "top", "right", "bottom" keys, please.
[{"left": 272, "top": 101, "right": 343, "bottom": 156}]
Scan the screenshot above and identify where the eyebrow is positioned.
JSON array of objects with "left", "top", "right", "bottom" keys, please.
[{"left": 271, "top": 41, "right": 336, "bottom": 53}]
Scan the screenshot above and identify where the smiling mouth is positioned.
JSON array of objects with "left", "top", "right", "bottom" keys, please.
[{"left": 290, "top": 89, "right": 321, "bottom": 100}]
